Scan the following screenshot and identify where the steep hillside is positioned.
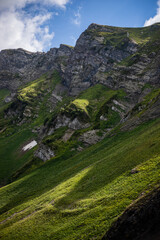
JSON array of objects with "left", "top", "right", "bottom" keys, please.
[
  {"left": 64, "top": 23, "right": 160, "bottom": 96},
  {"left": 0, "top": 45, "right": 73, "bottom": 91},
  {"left": 0, "top": 23, "right": 160, "bottom": 239},
  {"left": 0, "top": 119, "right": 160, "bottom": 239},
  {"left": 102, "top": 186, "right": 160, "bottom": 240}
]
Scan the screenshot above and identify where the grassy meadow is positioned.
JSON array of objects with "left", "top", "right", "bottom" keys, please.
[{"left": 0, "top": 118, "right": 160, "bottom": 239}]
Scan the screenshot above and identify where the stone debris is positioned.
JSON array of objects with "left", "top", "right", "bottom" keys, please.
[{"left": 34, "top": 144, "right": 55, "bottom": 162}]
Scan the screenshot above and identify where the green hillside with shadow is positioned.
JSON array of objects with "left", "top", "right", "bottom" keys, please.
[
  {"left": 0, "top": 23, "right": 160, "bottom": 240},
  {"left": 0, "top": 118, "right": 160, "bottom": 239}
]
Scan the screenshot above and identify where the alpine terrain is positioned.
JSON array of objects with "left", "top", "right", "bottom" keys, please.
[{"left": 0, "top": 23, "right": 160, "bottom": 240}]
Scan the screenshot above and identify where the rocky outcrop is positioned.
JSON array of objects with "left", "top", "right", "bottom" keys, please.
[
  {"left": 0, "top": 44, "right": 73, "bottom": 91},
  {"left": 121, "top": 93, "right": 160, "bottom": 131},
  {"left": 1, "top": 23, "right": 160, "bottom": 138},
  {"left": 4, "top": 99, "right": 26, "bottom": 122},
  {"left": 1, "top": 23, "right": 160, "bottom": 103},
  {"left": 34, "top": 144, "right": 55, "bottom": 161},
  {"left": 62, "top": 129, "right": 75, "bottom": 142},
  {"left": 40, "top": 112, "right": 90, "bottom": 138},
  {"left": 62, "top": 23, "right": 160, "bottom": 98},
  {"left": 55, "top": 115, "right": 90, "bottom": 130},
  {"left": 79, "top": 130, "right": 105, "bottom": 145},
  {"left": 102, "top": 186, "right": 160, "bottom": 240},
  {"left": 63, "top": 24, "right": 138, "bottom": 95}
]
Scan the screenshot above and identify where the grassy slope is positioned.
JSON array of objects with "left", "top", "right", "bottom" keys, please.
[
  {"left": 90, "top": 23, "right": 160, "bottom": 69},
  {"left": 92, "top": 23, "right": 160, "bottom": 46},
  {"left": 0, "top": 24, "right": 160, "bottom": 239},
  {"left": 0, "top": 89, "right": 10, "bottom": 106},
  {"left": 0, "top": 89, "right": 11, "bottom": 132},
  {"left": 0, "top": 118, "right": 160, "bottom": 239},
  {"left": 0, "top": 129, "right": 36, "bottom": 185},
  {"left": 0, "top": 71, "right": 62, "bottom": 185},
  {"left": 64, "top": 84, "right": 125, "bottom": 126}
]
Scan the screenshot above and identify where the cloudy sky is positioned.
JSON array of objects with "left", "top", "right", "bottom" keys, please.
[{"left": 0, "top": 0, "right": 159, "bottom": 52}]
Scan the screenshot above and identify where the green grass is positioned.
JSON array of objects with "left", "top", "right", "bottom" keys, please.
[
  {"left": 0, "top": 128, "right": 36, "bottom": 185},
  {"left": 60, "top": 84, "right": 125, "bottom": 129},
  {"left": 78, "top": 84, "right": 125, "bottom": 122},
  {"left": 0, "top": 119, "right": 160, "bottom": 239},
  {"left": 18, "top": 77, "right": 44, "bottom": 103},
  {"left": 101, "top": 23, "right": 159, "bottom": 68},
  {"left": 72, "top": 99, "right": 89, "bottom": 115},
  {"left": 0, "top": 71, "right": 62, "bottom": 184},
  {"left": 90, "top": 23, "right": 160, "bottom": 47},
  {"left": 18, "top": 70, "right": 61, "bottom": 104},
  {"left": 79, "top": 84, "right": 112, "bottom": 101},
  {"left": 28, "top": 71, "right": 63, "bottom": 127},
  {"left": 0, "top": 23, "right": 160, "bottom": 239},
  {"left": 0, "top": 89, "right": 10, "bottom": 106},
  {"left": 42, "top": 127, "right": 78, "bottom": 157},
  {"left": 0, "top": 89, "right": 11, "bottom": 132},
  {"left": 0, "top": 70, "right": 72, "bottom": 185},
  {"left": 130, "top": 87, "right": 160, "bottom": 118},
  {"left": 43, "top": 127, "right": 68, "bottom": 145},
  {"left": 142, "top": 88, "right": 160, "bottom": 105}
]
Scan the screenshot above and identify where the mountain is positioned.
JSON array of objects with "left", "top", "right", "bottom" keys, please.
[{"left": 0, "top": 23, "right": 160, "bottom": 240}]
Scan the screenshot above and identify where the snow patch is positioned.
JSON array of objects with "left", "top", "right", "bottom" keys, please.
[{"left": 23, "top": 140, "right": 37, "bottom": 151}]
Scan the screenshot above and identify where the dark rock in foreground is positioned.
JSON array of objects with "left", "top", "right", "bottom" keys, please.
[{"left": 102, "top": 186, "right": 160, "bottom": 240}]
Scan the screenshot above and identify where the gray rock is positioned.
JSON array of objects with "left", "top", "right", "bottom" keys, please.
[
  {"left": 55, "top": 115, "right": 90, "bottom": 130},
  {"left": 23, "top": 107, "right": 32, "bottom": 117},
  {"left": 34, "top": 144, "right": 55, "bottom": 161},
  {"left": 77, "top": 146, "right": 84, "bottom": 152},
  {"left": 130, "top": 167, "right": 139, "bottom": 174},
  {"left": 0, "top": 45, "right": 73, "bottom": 91},
  {"left": 79, "top": 130, "right": 105, "bottom": 145},
  {"left": 63, "top": 24, "right": 138, "bottom": 95},
  {"left": 62, "top": 129, "right": 75, "bottom": 142},
  {"left": 100, "top": 115, "right": 107, "bottom": 121},
  {"left": 4, "top": 92, "right": 16, "bottom": 103}
]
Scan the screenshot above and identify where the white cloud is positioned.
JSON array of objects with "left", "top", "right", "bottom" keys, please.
[
  {"left": 144, "top": 0, "right": 160, "bottom": 26},
  {"left": 0, "top": 10, "right": 54, "bottom": 52},
  {"left": 72, "top": 7, "right": 81, "bottom": 26},
  {"left": 70, "top": 35, "right": 77, "bottom": 45},
  {"left": 0, "top": 0, "right": 70, "bottom": 10},
  {"left": 0, "top": 0, "right": 70, "bottom": 51},
  {"left": 44, "top": 0, "right": 70, "bottom": 8}
]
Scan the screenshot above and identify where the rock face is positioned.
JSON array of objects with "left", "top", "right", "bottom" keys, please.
[
  {"left": 42, "top": 113, "right": 90, "bottom": 138},
  {"left": 1, "top": 23, "right": 160, "bottom": 134},
  {"left": 0, "top": 44, "right": 73, "bottom": 90},
  {"left": 79, "top": 130, "right": 105, "bottom": 145},
  {"left": 1, "top": 23, "right": 160, "bottom": 102},
  {"left": 121, "top": 93, "right": 160, "bottom": 131},
  {"left": 102, "top": 186, "right": 160, "bottom": 240},
  {"left": 63, "top": 23, "right": 138, "bottom": 96},
  {"left": 34, "top": 144, "right": 55, "bottom": 161},
  {"left": 55, "top": 115, "right": 90, "bottom": 130},
  {"left": 62, "top": 23, "right": 160, "bottom": 98},
  {"left": 62, "top": 129, "right": 75, "bottom": 142}
]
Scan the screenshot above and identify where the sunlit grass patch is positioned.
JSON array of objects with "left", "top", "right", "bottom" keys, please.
[{"left": 0, "top": 119, "right": 160, "bottom": 239}]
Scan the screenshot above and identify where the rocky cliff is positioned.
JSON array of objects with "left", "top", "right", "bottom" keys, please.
[
  {"left": 0, "top": 44, "right": 73, "bottom": 90},
  {"left": 1, "top": 23, "right": 160, "bottom": 99},
  {"left": 0, "top": 22, "right": 160, "bottom": 240},
  {"left": 1, "top": 23, "right": 160, "bottom": 149}
]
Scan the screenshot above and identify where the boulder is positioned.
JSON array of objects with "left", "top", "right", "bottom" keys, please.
[{"left": 34, "top": 144, "right": 55, "bottom": 161}]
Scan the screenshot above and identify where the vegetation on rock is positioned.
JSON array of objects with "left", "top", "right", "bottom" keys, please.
[{"left": 0, "top": 23, "right": 160, "bottom": 240}]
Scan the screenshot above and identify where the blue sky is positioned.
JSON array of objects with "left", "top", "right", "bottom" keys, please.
[{"left": 0, "top": 0, "right": 159, "bottom": 52}]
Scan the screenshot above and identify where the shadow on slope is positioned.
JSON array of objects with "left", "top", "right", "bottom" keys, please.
[{"left": 1, "top": 119, "right": 160, "bottom": 216}]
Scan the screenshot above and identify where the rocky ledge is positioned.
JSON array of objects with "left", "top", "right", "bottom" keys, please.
[{"left": 102, "top": 186, "right": 160, "bottom": 240}]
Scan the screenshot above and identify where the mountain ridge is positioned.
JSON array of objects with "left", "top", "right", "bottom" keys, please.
[{"left": 0, "top": 22, "right": 160, "bottom": 240}]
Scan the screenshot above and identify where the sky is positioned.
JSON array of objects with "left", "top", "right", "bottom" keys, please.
[{"left": 0, "top": 0, "right": 159, "bottom": 52}]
